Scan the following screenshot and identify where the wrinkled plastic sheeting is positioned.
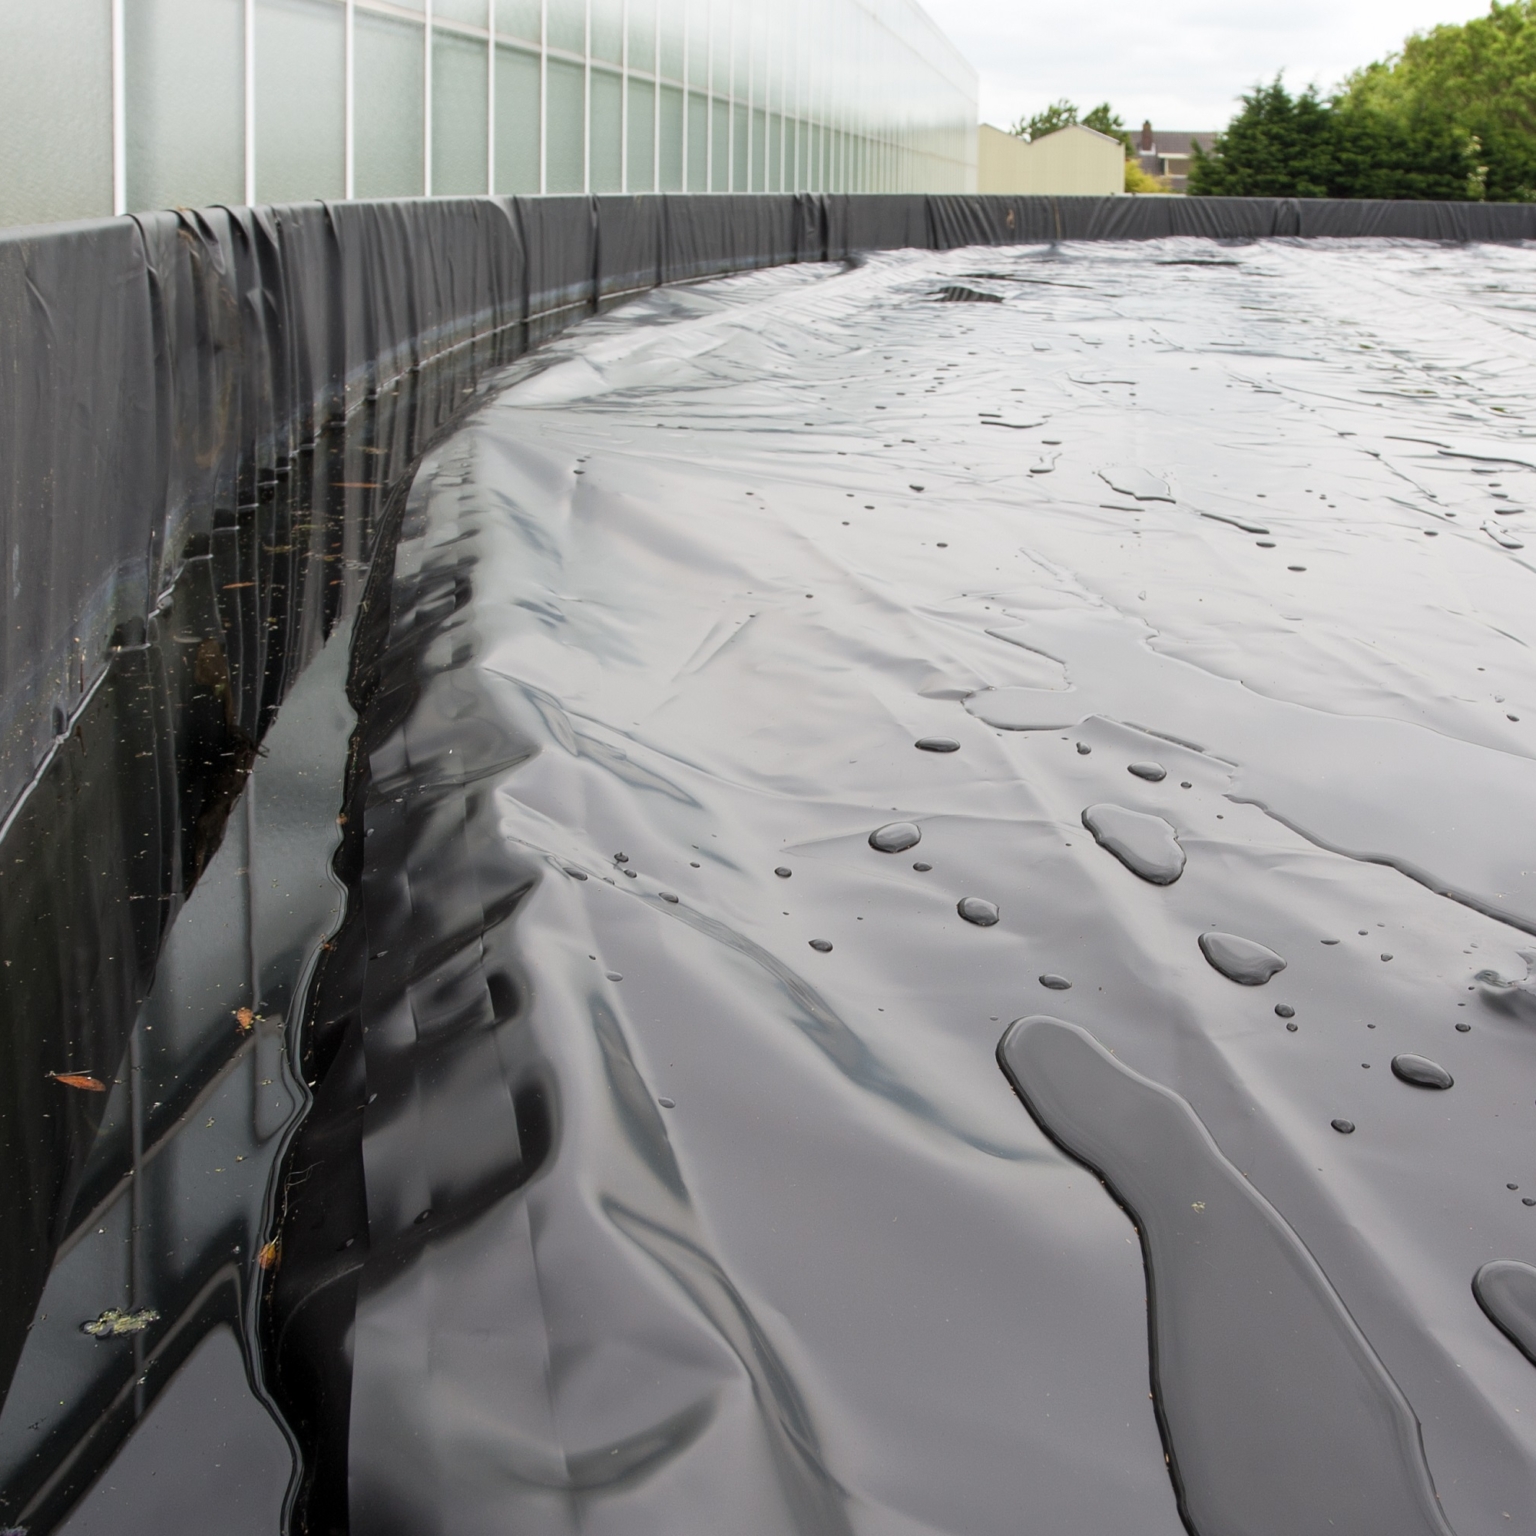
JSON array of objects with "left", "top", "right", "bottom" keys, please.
[
  {"left": 8, "top": 192, "right": 1536, "bottom": 828},
  {"left": 299, "top": 241, "right": 1536, "bottom": 1535}
]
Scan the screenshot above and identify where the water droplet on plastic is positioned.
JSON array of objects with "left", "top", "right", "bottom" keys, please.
[
  {"left": 913, "top": 861, "right": 932, "bottom": 871},
  {"left": 958, "top": 897, "right": 1000, "bottom": 926},
  {"left": 606, "top": 971, "right": 623, "bottom": 982},
  {"left": 870, "top": 821, "right": 921, "bottom": 853},
  {"left": 1039, "top": 974, "right": 1072, "bottom": 990},
  {"left": 1286, "top": 1021, "right": 1298, "bottom": 1032},
  {"left": 1456, "top": 1021, "right": 1471, "bottom": 1032},
  {"left": 1380, "top": 953, "right": 1393, "bottom": 962},
  {"left": 1391, "top": 1054, "right": 1453, "bottom": 1090},
  {"left": 614, "top": 853, "right": 629, "bottom": 863},
  {"left": 1180, "top": 780, "right": 1192, "bottom": 789},
  {"left": 1525, "top": 1199, "right": 1536, "bottom": 1208},
  {"left": 1199, "top": 931, "right": 1287, "bottom": 985},
  {"left": 1128, "top": 761, "right": 1166, "bottom": 782},
  {"left": 658, "top": 1097, "right": 675, "bottom": 1109},
  {"left": 1476, "top": 1260, "right": 1536, "bottom": 1364},
  {"left": 1076, "top": 742, "right": 1092, "bottom": 755},
  {"left": 660, "top": 891, "right": 679, "bottom": 903},
  {"left": 809, "top": 939, "right": 833, "bottom": 952},
  {"left": 775, "top": 867, "right": 792, "bottom": 878},
  {"left": 1332, "top": 1119, "right": 1355, "bottom": 1134},
  {"left": 563, "top": 866, "right": 588, "bottom": 880},
  {"left": 1275, "top": 1004, "right": 1295, "bottom": 1019},
  {"left": 915, "top": 737, "right": 960, "bottom": 753},
  {"left": 1083, "top": 803, "right": 1185, "bottom": 885}
]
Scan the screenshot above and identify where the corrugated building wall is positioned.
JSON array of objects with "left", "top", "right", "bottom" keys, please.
[{"left": 0, "top": 0, "right": 978, "bottom": 231}]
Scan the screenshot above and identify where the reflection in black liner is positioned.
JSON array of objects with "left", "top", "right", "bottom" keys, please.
[
  {"left": 0, "top": 357, "right": 501, "bottom": 1533},
  {"left": 998, "top": 1015, "right": 1455, "bottom": 1536}
]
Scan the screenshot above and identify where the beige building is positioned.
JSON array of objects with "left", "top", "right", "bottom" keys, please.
[{"left": 977, "top": 122, "right": 1125, "bottom": 196}]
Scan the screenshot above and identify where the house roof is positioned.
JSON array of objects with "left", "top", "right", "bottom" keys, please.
[
  {"left": 1143, "top": 131, "right": 1216, "bottom": 157},
  {"left": 1035, "top": 123, "right": 1126, "bottom": 148}
]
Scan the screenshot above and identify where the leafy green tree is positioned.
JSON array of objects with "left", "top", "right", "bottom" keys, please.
[
  {"left": 1190, "top": 77, "right": 1479, "bottom": 199},
  {"left": 1189, "top": 79, "right": 1335, "bottom": 196},
  {"left": 1081, "top": 103, "right": 1135, "bottom": 156},
  {"left": 1339, "top": 0, "right": 1536, "bottom": 200},
  {"left": 1011, "top": 100, "right": 1136, "bottom": 157},
  {"left": 1327, "top": 104, "right": 1481, "bottom": 199},
  {"left": 1013, "top": 100, "right": 1079, "bottom": 141}
]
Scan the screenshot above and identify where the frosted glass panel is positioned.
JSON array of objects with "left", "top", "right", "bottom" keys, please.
[
  {"left": 710, "top": 97, "right": 728, "bottom": 192},
  {"left": 0, "top": 0, "right": 112, "bottom": 225},
  {"left": 591, "top": 0, "right": 624, "bottom": 66},
  {"left": 628, "top": 0, "right": 657, "bottom": 77},
  {"left": 686, "top": 0, "right": 707, "bottom": 85},
  {"left": 495, "top": 0, "right": 541, "bottom": 43},
  {"left": 2, "top": 0, "right": 982, "bottom": 228},
  {"left": 658, "top": 86, "right": 683, "bottom": 192},
  {"left": 751, "top": 106, "right": 766, "bottom": 194},
  {"left": 590, "top": 70, "right": 622, "bottom": 194},
  {"left": 545, "top": 58, "right": 585, "bottom": 194},
  {"left": 433, "top": 30, "right": 488, "bottom": 195},
  {"left": 435, "top": 0, "right": 487, "bottom": 23},
  {"left": 710, "top": 7, "right": 728, "bottom": 93},
  {"left": 732, "top": 103, "right": 747, "bottom": 191},
  {"left": 627, "top": 79, "right": 656, "bottom": 193},
  {"left": 686, "top": 93, "right": 706, "bottom": 192},
  {"left": 547, "top": 2, "right": 584, "bottom": 55},
  {"left": 355, "top": 12, "right": 425, "bottom": 198},
  {"left": 126, "top": 0, "right": 243, "bottom": 214},
  {"left": 255, "top": 0, "right": 345, "bottom": 204},
  {"left": 495, "top": 45, "right": 540, "bottom": 193},
  {"left": 658, "top": 7, "right": 684, "bottom": 83}
]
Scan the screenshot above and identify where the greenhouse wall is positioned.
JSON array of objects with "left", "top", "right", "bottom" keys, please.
[{"left": 0, "top": 0, "right": 979, "bottom": 230}]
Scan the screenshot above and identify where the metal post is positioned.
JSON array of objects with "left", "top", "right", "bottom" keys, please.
[
  {"left": 424, "top": 0, "right": 434, "bottom": 195},
  {"left": 539, "top": 0, "right": 548, "bottom": 194},
  {"left": 244, "top": 0, "right": 256, "bottom": 205},
  {"left": 652, "top": 1, "right": 660, "bottom": 192},
  {"left": 487, "top": 10, "right": 497, "bottom": 195},
  {"left": 111, "top": 0, "right": 126, "bottom": 215},
  {"left": 620, "top": 0, "right": 628, "bottom": 194},
  {"left": 345, "top": 0, "right": 356, "bottom": 199},
  {"left": 583, "top": 0, "right": 591, "bottom": 195}
]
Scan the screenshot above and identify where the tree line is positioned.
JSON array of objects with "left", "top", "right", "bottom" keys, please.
[{"left": 1191, "top": 1, "right": 1536, "bottom": 200}]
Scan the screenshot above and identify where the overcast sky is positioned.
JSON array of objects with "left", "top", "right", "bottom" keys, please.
[{"left": 918, "top": 0, "right": 1495, "bottom": 133}]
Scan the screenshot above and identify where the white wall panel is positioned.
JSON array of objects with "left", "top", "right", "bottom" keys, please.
[{"left": 2, "top": 0, "right": 977, "bottom": 228}]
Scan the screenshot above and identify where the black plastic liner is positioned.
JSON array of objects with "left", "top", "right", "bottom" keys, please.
[
  {"left": 8, "top": 192, "right": 1536, "bottom": 828},
  {"left": 8, "top": 199, "right": 1536, "bottom": 1534},
  {"left": 269, "top": 243, "right": 1536, "bottom": 1535}
]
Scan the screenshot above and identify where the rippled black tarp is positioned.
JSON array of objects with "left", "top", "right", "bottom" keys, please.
[
  {"left": 9, "top": 193, "right": 1536, "bottom": 828},
  {"left": 291, "top": 243, "right": 1536, "bottom": 1535},
  {"left": 9, "top": 196, "right": 1536, "bottom": 1534}
]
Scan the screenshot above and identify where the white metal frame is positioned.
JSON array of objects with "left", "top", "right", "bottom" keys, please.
[
  {"left": 244, "top": 0, "right": 257, "bottom": 205},
  {"left": 110, "top": 0, "right": 126, "bottom": 215}
]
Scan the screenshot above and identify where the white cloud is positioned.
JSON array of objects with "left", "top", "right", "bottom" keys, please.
[{"left": 916, "top": 0, "right": 1496, "bottom": 132}]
